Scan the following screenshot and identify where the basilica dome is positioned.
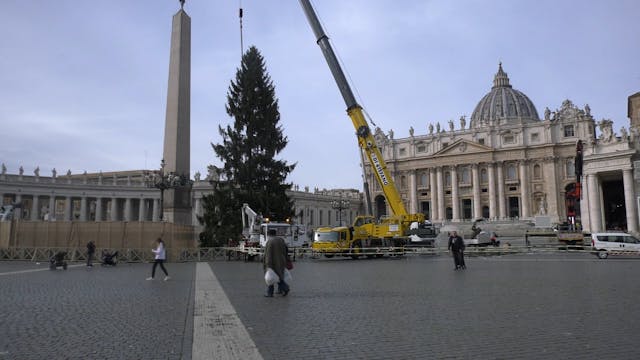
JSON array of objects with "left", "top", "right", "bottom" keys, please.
[{"left": 470, "top": 63, "right": 540, "bottom": 128}]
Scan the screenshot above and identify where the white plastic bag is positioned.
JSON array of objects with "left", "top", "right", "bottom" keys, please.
[
  {"left": 264, "top": 268, "right": 279, "bottom": 286},
  {"left": 283, "top": 268, "right": 292, "bottom": 283}
]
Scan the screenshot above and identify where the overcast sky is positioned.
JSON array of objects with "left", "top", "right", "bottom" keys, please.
[{"left": 1, "top": 0, "right": 638, "bottom": 190}]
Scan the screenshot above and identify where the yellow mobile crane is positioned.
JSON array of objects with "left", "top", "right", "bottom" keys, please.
[{"left": 299, "top": 0, "right": 430, "bottom": 258}]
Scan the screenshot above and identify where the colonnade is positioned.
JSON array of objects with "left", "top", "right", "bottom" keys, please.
[
  {"left": 404, "top": 161, "right": 534, "bottom": 222},
  {"left": 3, "top": 192, "right": 164, "bottom": 222},
  {"left": 584, "top": 169, "right": 638, "bottom": 233}
]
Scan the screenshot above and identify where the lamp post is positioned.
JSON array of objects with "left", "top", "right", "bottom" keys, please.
[
  {"left": 331, "top": 198, "right": 350, "bottom": 226},
  {"left": 143, "top": 159, "right": 193, "bottom": 221}
]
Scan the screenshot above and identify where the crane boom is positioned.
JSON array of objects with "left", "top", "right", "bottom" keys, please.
[{"left": 299, "top": 0, "right": 409, "bottom": 217}]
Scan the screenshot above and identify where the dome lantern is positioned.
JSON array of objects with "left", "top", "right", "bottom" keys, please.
[{"left": 492, "top": 62, "right": 512, "bottom": 89}]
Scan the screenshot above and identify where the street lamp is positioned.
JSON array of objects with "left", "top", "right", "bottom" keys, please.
[
  {"left": 331, "top": 198, "right": 350, "bottom": 226},
  {"left": 143, "top": 159, "right": 193, "bottom": 221}
]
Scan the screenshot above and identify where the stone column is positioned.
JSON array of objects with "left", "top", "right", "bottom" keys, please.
[
  {"left": 497, "top": 163, "right": 506, "bottom": 219},
  {"left": 580, "top": 173, "right": 591, "bottom": 231},
  {"left": 437, "top": 167, "right": 445, "bottom": 222},
  {"left": 124, "top": 198, "right": 132, "bottom": 222},
  {"left": 15, "top": 194, "right": 22, "bottom": 219},
  {"left": 472, "top": 164, "right": 481, "bottom": 219},
  {"left": 430, "top": 169, "right": 438, "bottom": 220},
  {"left": 48, "top": 195, "right": 56, "bottom": 221},
  {"left": 545, "top": 158, "right": 559, "bottom": 223},
  {"left": 588, "top": 174, "right": 601, "bottom": 232},
  {"left": 63, "top": 196, "right": 71, "bottom": 221},
  {"left": 409, "top": 170, "right": 417, "bottom": 214},
  {"left": 193, "top": 197, "right": 202, "bottom": 225},
  {"left": 31, "top": 195, "right": 39, "bottom": 221},
  {"left": 451, "top": 166, "right": 459, "bottom": 221},
  {"left": 80, "top": 196, "right": 87, "bottom": 221},
  {"left": 139, "top": 198, "right": 146, "bottom": 222},
  {"left": 488, "top": 163, "right": 497, "bottom": 219},
  {"left": 95, "top": 197, "right": 103, "bottom": 222},
  {"left": 623, "top": 169, "right": 638, "bottom": 233},
  {"left": 519, "top": 161, "right": 529, "bottom": 219},
  {"left": 152, "top": 199, "right": 160, "bottom": 222},
  {"left": 110, "top": 197, "right": 118, "bottom": 221}
]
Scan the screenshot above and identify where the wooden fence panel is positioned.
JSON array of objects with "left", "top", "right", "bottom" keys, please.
[{"left": 2, "top": 221, "right": 195, "bottom": 261}]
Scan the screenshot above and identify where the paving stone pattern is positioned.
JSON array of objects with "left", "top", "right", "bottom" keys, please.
[
  {"left": 211, "top": 253, "right": 640, "bottom": 360},
  {"left": 0, "top": 262, "right": 195, "bottom": 360},
  {"left": 2, "top": 253, "right": 640, "bottom": 359}
]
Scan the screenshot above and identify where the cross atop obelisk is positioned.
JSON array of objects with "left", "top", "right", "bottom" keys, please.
[{"left": 162, "top": 2, "right": 191, "bottom": 224}]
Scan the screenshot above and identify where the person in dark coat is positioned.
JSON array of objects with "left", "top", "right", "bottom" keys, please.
[
  {"left": 263, "top": 229, "right": 290, "bottom": 297},
  {"left": 447, "top": 231, "right": 466, "bottom": 270},
  {"left": 86, "top": 240, "right": 96, "bottom": 267}
]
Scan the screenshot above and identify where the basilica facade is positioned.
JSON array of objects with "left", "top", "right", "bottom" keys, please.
[{"left": 364, "top": 64, "right": 640, "bottom": 234}]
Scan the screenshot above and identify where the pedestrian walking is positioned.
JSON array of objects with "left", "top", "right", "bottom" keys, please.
[
  {"left": 86, "top": 240, "right": 96, "bottom": 267},
  {"left": 448, "top": 230, "right": 466, "bottom": 270},
  {"left": 147, "top": 238, "right": 170, "bottom": 281},
  {"left": 263, "top": 229, "right": 290, "bottom": 297}
]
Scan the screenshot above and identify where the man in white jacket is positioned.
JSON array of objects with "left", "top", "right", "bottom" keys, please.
[{"left": 147, "top": 238, "right": 170, "bottom": 281}]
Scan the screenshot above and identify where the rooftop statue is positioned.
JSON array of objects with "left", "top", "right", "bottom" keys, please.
[
  {"left": 598, "top": 119, "right": 614, "bottom": 143},
  {"left": 620, "top": 126, "right": 628, "bottom": 142}
]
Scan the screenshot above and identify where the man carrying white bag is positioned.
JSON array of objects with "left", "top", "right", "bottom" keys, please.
[{"left": 263, "top": 229, "right": 291, "bottom": 297}]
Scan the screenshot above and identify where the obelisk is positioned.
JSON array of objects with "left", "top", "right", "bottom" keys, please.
[{"left": 162, "top": 0, "right": 191, "bottom": 224}]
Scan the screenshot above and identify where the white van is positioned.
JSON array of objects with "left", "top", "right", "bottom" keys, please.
[{"left": 590, "top": 232, "right": 640, "bottom": 259}]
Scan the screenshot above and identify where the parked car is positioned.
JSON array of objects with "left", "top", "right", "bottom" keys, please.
[{"left": 590, "top": 232, "right": 640, "bottom": 259}]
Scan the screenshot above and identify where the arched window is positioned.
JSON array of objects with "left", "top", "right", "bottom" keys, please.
[
  {"left": 533, "top": 164, "right": 542, "bottom": 180},
  {"left": 400, "top": 175, "right": 407, "bottom": 189},
  {"left": 480, "top": 168, "right": 488, "bottom": 184},
  {"left": 482, "top": 206, "right": 490, "bottom": 218},
  {"left": 375, "top": 195, "right": 387, "bottom": 219}
]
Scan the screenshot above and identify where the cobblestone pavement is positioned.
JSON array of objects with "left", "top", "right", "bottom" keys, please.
[
  {"left": 2, "top": 252, "right": 640, "bottom": 359},
  {"left": 211, "top": 252, "right": 640, "bottom": 360},
  {"left": 0, "top": 261, "right": 195, "bottom": 360}
]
